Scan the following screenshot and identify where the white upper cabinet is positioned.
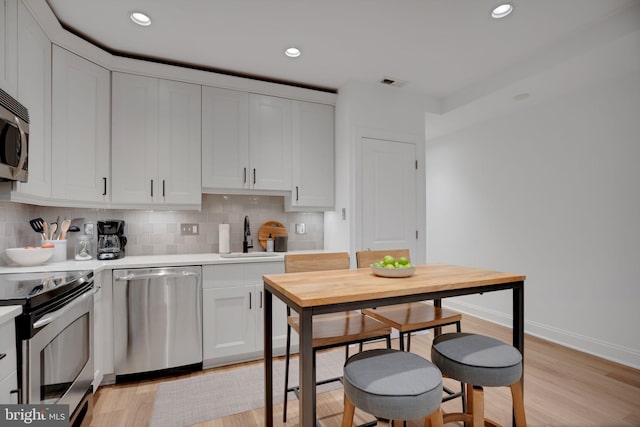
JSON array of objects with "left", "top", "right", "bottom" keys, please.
[
  {"left": 14, "top": 1, "right": 51, "bottom": 200},
  {"left": 202, "top": 90, "right": 292, "bottom": 192},
  {"left": 0, "top": 0, "right": 18, "bottom": 97},
  {"left": 201, "top": 86, "right": 249, "bottom": 190},
  {"left": 289, "top": 101, "right": 335, "bottom": 210},
  {"left": 111, "top": 72, "right": 201, "bottom": 209},
  {"left": 51, "top": 46, "right": 110, "bottom": 204},
  {"left": 249, "top": 94, "right": 292, "bottom": 191}
]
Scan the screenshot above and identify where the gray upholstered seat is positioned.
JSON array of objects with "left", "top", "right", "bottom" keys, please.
[
  {"left": 342, "top": 348, "right": 443, "bottom": 421},
  {"left": 431, "top": 332, "right": 528, "bottom": 427},
  {"left": 431, "top": 332, "right": 522, "bottom": 387}
]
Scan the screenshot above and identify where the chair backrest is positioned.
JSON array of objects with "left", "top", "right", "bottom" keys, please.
[
  {"left": 285, "top": 252, "right": 350, "bottom": 273},
  {"left": 355, "top": 249, "right": 411, "bottom": 268}
]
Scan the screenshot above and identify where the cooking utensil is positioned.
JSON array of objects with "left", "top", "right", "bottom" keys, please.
[
  {"left": 29, "top": 218, "right": 46, "bottom": 240},
  {"left": 49, "top": 222, "right": 58, "bottom": 240},
  {"left": 43, "top": 222, "right": 49, "bottom": 241},
  {"left": 58, "top": 219, "right": 71, "bottom": 240}
]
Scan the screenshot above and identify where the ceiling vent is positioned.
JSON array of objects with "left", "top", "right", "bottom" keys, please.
[{"left": 380, "top": 77, "right": 407, "bottom": 88}]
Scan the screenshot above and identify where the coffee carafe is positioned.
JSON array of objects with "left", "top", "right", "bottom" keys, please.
[{"left": 97, "top": 220, "right": 127, "bottom": 260}]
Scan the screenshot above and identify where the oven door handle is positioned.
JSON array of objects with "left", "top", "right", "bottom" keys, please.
[{"left": 33, "top": 287, "right": 96, "bottom": 329}]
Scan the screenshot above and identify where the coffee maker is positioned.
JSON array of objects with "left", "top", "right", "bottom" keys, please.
[{"left": 97, "top": 220, "right": 127, "bottom": 260}]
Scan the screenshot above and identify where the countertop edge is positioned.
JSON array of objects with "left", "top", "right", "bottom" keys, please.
[{"left": 0, "top": 305, "right": 22, "bottom": 324}]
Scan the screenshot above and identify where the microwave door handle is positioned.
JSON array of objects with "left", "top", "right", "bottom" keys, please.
[
  {"left": 12, "top": 117, "right": 28, "bottom": 179},
  {"left": 33, "top": 288, "right": 96, "bottom": 329}
]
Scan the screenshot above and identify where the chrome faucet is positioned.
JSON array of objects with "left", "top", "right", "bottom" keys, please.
[{"left": 243, "top": 216, "right": 253, "bottom": 253}]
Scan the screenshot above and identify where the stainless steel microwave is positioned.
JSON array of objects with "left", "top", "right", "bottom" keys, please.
[{"left": 0, "top": 88, "right": 29, "bottom": 182}]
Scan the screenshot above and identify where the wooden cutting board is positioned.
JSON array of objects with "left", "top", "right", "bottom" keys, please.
[{"left": 258, "top": 221, "right": 288, "bottom": 250}]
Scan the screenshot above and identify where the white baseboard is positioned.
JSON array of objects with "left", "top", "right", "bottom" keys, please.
[{"left": 444, "top": 300, "right": 640, "bottom": 370}]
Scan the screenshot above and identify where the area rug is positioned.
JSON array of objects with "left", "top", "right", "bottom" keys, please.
[{"left": 150, "top": 349, "right": 346, "bottom": 427}]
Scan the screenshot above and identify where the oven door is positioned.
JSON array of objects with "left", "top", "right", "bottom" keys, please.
[{"left": 23, "top": 287, "right": 94, "bottom": 412}]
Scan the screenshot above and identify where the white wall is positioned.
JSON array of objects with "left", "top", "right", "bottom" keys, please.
[
  {"left": 425, "top": 71, "right": 640, "bottom": 368},
  {"left": 325, "top": 80, "right": 437, "bottom": 262}
]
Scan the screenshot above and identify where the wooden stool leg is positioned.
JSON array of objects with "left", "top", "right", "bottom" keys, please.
[
  {"left": 470, "top": 386, "right": 484, "bottom": 427},
  {"left": 426, "top": 407, "right": 443, "bottom": 427},
  {"left": 342, "top": 394, "right": 356, "bottom": 427},
  {"left": 510, "top": 380, "right": 527, "bottom": 427}
]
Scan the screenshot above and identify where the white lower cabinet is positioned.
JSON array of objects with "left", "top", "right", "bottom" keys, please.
[
  {"left": 0, "top": 317, "right": 18, "bottom": 404},
  {"left": 203, "top": 262, "right": 289, "bottom": 367}
]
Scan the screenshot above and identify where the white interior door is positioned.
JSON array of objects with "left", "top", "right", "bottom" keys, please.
[{"left": 361, "top": 137, "right": 417, "bottom": 253}]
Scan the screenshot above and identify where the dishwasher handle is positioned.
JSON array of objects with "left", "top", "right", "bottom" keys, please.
[{"left": 114, "top": 271, "right": 200, "bottom": 281}]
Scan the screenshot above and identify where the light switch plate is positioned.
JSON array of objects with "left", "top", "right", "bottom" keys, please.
[{"left": 180, "top": 223, "right": 199, "bottom": 235}]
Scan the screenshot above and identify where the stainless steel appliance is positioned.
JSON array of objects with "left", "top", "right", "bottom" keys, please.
[
  {"left": 0, "top": 270, "right": 95, "bottom": 427},
  {"left": 113, "top": 266, "right": 202, "bottom": 379},
  {"left": 97, "top": 220, "right": 126, "bottom": 260},
  {"left": 0, "top": 88, "right": 29, "bottom": 182}
]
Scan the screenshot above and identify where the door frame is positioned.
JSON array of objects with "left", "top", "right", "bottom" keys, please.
[{"left": 352, "top": 126, "right": 426, "bottom": 264}]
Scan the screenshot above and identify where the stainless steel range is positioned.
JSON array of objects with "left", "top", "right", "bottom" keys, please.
[{"left": 0, "top": 270, "right": 95, "bottom": 427}]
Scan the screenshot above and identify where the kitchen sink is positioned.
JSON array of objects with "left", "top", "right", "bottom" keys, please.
[{"left": 219, "top": 252, "right": 280, "bottom": 258}]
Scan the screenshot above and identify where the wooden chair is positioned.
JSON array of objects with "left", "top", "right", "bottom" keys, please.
[
  {"left": 282, "top": 252, "right": 392, "bottom": 422},
  {"left": 356, "top": 249, "right": 465, "bottom": 405}
]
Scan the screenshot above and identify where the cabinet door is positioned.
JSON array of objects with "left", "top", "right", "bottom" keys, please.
[
  {"left": 157, "top": 79, "right": 202, "bottom": 205},
  {"left": 201, "top": 86, "right": 249, "bottom": 190},
  {"left": 0, "top": 372, "right": 18, "bottom": 404},
  {"left": 0, "top": 0, "right": 18, "bottom": 97},
  {"left": 15, "top": 2, "right": 51, "bottom": 198},
  {"left": 111, "top": 72, "right": 159, "bottom": 204},
  {"left": 249, "top": 94, "right": 292, "bottom": 190},
  {"left": 52, "top": 46, "right": 110, "bottom": 203},
  {"left": 291, "top": 101, "right": 334, "bottom": 209},
  {"left": 203, "top": 285, "right": 256, "bottom": 360}
]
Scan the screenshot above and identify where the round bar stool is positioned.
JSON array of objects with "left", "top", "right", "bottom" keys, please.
[
  {"left": 431, "top": 332, "right": 527, "bottom": 427},
  {"left": 341, "top": 348, "right": 444, "bottom": 427}
]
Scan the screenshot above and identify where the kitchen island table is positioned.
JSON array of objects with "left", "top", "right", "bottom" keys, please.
[{"left": 263, "top": 263, "right": 526, "bottom": 427}]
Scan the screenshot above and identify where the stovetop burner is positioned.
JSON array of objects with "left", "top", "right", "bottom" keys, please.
[{"left": 0, "top": 270, "right": 93, "bottom": 311}]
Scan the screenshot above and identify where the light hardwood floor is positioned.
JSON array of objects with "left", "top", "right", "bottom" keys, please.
[{"left": 92, "top": 314, "right": 640, "bottom": 427}]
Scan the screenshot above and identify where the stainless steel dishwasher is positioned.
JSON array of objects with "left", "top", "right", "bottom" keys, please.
[{"left": 113, "top": 266, "right": 203, "bottom": 378}]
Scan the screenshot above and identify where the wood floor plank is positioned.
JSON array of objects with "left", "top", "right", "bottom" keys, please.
[{"left": 92, "top": 314, "right": 640, "bottom": 426}]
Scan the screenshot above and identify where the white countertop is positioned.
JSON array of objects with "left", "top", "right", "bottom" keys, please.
[
  {"left": 0, "top": 251, "right": 325, "bottom": 274},
  {"left": 0, "top": 305, "right": 22, "bottom": 324}
]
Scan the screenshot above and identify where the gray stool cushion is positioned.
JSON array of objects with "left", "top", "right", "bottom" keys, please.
[
  {"left": 343, "top": 348, "right": 443, "bottom": 420},
  {"left": 431, "top": 332, "right": 522, "bottom": 387}
]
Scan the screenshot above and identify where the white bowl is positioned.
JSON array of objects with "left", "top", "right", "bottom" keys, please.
[
  {"left": 5, "top": 247, "right": 54, "bottom": 266},
  {"left": 370, "top": 265, "right": 416, "bottom": 278}
]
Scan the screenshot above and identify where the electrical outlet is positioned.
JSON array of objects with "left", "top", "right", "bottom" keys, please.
[
  {"left": 180, "top": 223, "right": 199, "bottom": 235},
  {"left": 295, "top": 223, "right": 306, "bottom": 234}
]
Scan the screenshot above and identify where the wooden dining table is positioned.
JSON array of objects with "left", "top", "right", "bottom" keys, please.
[{"left": 263, "top": 263, "right": 526, "bottom": 427}]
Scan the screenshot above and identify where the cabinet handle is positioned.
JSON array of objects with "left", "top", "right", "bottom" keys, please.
[
  {"left": 102, "top": 177, "right": 107, "bottom": 196},
  {"left": 10, "top": 388, "right": 20, "bottom": 404},
  {"left": 260, "top": 291, "right": 263, "bottom": 309},
  {"left": 0, "top": 353, "right": 5, "bottom": 360},
  {"left": 253, "top": 168, "right": 256, "bottom": 185},
  {"left": 162, "top": 180, "right": 166, "bottom": 197},
  {"left": 249, "top": 291, "right": 252, "bottom": 310},
  {"left": 296, "top": 186, "right": 299, "bottom": 201},
  {"left": 150, "top": 179, "right": 154, "bottom": 197},
  {"left": 243, "top": 167, "right": 247, "bottom": 184}
]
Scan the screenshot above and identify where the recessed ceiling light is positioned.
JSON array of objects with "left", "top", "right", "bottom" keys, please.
[
  {"left": 285, "top": 47, "right": 301, "bottom": 58},
  {"left": 491, "top": 3, "right": 514, "bottom": 19},
  {"left": 130, "top": 11, "right": 151, "bottom": 26}
]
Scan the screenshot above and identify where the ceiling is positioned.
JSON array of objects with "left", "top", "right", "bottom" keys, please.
[{"left": 46, "top": 0, "right": 638, "bottom": 100}]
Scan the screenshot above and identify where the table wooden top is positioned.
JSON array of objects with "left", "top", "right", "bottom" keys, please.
[{"left": 263, "top": 263, "right": 525, "bottom": 308}]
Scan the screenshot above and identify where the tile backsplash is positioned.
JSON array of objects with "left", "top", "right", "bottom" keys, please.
[{"left": 0, "top": 194, "right": 323, "bottom": 257}]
